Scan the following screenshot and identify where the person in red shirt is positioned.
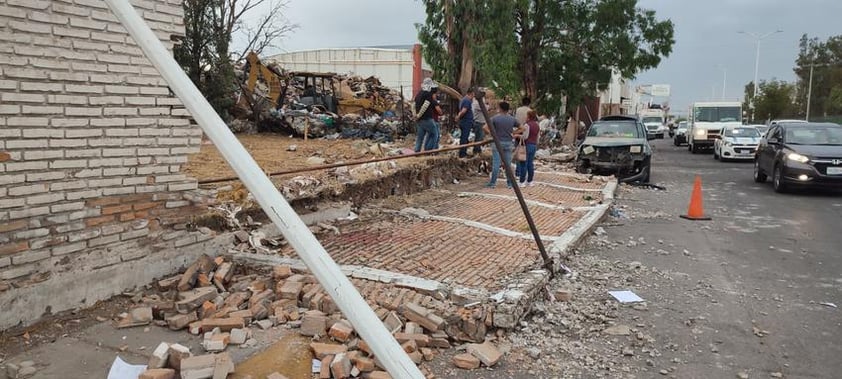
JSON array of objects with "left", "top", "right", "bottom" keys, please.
[{"left": 516, "top": 110, "right": 541, "bottom": 186}]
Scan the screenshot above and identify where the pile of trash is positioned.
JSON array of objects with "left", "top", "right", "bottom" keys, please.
[{"left": 232, "top": 57, "right": 413, "bottom": 140}]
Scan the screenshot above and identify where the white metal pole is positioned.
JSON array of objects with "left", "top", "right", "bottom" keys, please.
[
  {"left": 806, "top": 64, "right": 814, "bottom": 121},
  {"left": 102, "top": 1, "right": 424, "bottom": 378},
  {"left": 752, "top": 40, "right": 761, "bottom": 100}
]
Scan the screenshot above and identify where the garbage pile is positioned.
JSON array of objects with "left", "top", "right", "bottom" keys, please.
[{"left": 233, "top": 57, "right": 413, "bottom": 140}]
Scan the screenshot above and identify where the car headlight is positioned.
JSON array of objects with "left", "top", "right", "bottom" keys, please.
[
  {"left": 630, "top": 145, "right": 642, "bottom": 153},
  {"left": 723, "top": 141, "right": 732, "bottom": 147},
  {"left": 787, "top": 153, "right": 809, "bottom": 163},
  {"left": 582, "top": 145, "right": 595, "bottom": 155},
  {"left": 694, "top": 129, "right": 706, "bottom": 136}
]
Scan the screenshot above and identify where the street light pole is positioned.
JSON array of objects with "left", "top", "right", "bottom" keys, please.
[
  {"left": 806, "top": 63, "right": 814, "bottom": 121},
  {"left": 718, "top": 65, "right": 727, "bottom": 100},
  {"left": 739, "top": 30, "right": 783, "bottom": 121}
]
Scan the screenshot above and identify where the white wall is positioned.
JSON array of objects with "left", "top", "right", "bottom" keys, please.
[{"left": 268, "top": 48, "right": 419, "bottom": 99}]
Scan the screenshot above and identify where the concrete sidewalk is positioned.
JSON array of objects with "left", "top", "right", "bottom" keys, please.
[{"left": 0, "top": 170, "right": 617, "bottom": 378}]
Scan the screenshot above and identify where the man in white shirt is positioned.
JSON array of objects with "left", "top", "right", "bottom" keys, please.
[{"left": 515, "top": 96, "right": 532, "bottom": 126}]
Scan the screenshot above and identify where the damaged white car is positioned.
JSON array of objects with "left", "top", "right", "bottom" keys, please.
[{"left": 713, "top": 126, "right": 761, "bottom": 161}]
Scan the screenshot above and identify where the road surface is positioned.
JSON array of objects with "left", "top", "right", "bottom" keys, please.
[{"left": 597, "top": 138, "right": 842, "bottom": 378}]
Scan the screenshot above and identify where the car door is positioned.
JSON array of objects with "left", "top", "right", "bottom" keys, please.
[{"left": 760, "top": 126, "right": 782, "bottom": 172}]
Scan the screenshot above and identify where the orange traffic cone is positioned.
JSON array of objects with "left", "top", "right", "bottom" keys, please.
[{"left": 680, "top": 175, "right": 711, "bottom": 220}]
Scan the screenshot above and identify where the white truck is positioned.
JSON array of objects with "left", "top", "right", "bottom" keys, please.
[
  {"left": 688, "top": 101, "right": 742, "bottom": 154},
  {"left": 638, "top": 108, "right": 667, "bottom": 139}
]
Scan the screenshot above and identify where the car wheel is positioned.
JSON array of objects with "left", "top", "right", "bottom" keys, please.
[
  {"left": 674, "top": 139, "right": 679, "bottom": 147},
  {"left": 772, "top": 164, "right": 788, "bottom": 193},
  {"left": 575, "top": 161, "right": 589, "bottom": 175},
  {"left": 691, "top": 144, "right": 698, "bottom": 154},
  {"left": 640, "top": 164, "right": 651, "bottom": 183},
  {"left": 753, "top": 159, "right": 767, "bottom": 183}
]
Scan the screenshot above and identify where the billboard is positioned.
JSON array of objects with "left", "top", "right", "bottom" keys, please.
[{"left": 650, "top": 84, "right": 671, "bottom": 97}]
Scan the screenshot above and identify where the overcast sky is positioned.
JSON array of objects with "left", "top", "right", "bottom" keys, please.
[{"left": 258, "top": 0, "right": 842, "bottom": 113}]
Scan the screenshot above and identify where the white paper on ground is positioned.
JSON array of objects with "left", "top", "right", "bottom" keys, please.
[
  {"left": 312, "top": 359, "right": 322, "bottom": 373},
  {"left": 608, "top": 290, "right": 644, "bottom": 303},
  {"left": 106, "top": 356, "right": 147, "bottom": 379}
]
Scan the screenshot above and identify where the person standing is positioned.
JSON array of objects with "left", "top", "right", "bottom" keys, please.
[
  {"left": 483, "top": 101, "right": 518, "bottom": 188},
  {"left": 515, "top": 96, "right": 532, "bottom": 126},
  {"left": 471, "top": 94, "right": 488, "bottom": 155},
  {"left": 516, "top": 110, "right": 541, "bottom": 186},
  {"left": 455, "top": 88, "right": 475, "bottom": 158},
  {"left": 413, "top": 78, "right": 442, "bottom": 152}
]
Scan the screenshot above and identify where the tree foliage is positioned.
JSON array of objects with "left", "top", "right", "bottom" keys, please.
[
  {"left": 794, "top": 34, "right": 842, "bottom": 117},
  {"left": 417, "top": 0, "right": 674, "bottom": 115},
  {"left": 174, "top": 0, "right": 296, "bottom": 121},
  {"left": 744, "top": 80, "right": 797, "bottom": 122}
]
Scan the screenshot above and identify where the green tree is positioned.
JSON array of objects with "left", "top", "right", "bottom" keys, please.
[
  {"left": 417, "top": 0, "right": 675, "bottom": 114},
  {"left": 827, "top": 86, "right": 842, "bottom": 115},
  {"left": 174, "top": 0, "right": 296, "bottom": 122},
  {"left": 794, "top": 34, "right": 842, "bottom": 118},
  {"left": 750, "top": 79, "right": 797, "bottom": 122}
]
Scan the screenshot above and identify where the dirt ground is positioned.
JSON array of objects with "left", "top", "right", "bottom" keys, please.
[{"left": 184, "top": 134, "right": 422, "bottom": 185}]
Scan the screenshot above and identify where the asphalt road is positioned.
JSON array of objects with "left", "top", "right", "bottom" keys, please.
[{"left": 597, "top": 137, "right": 842, "bottom": 378}]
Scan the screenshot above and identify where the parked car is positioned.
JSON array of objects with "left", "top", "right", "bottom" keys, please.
[
  {"left": 673, "top": 121, "right": 689, "bottom": 146},
  {"left": 576, "top": 115, "right": 654, "bottom": 183},
  {"left": 750, "top": 124, "right": 769, "bottom": 137},
  {"left": 769, "top": 119, "right": 808, "bottom": 126},
  {"left": 754, "top": 122, "right": 842, "bottom": 192},
  {"left": 714, "top": 126, "right": 761, "bottom": 161}
]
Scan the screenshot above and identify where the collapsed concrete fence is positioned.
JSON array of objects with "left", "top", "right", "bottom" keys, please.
[{"left": 0, "top": 0, "right": 214, "bottom": 331}]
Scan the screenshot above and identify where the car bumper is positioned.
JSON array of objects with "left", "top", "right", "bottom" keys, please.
[
  {"left": 719, "top": 145, "right": 757, "bottom": 160},
  {"left": 781, "top": 163, "right": 842, "bottom": 188}
]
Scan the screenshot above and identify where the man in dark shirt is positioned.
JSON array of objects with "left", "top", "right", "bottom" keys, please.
[
  {"left": 413, "top": 78, "right": 442, "bottom": 152},
  {"left": 483, "top": 101, "right": 518, "bottom": 188},
  {"left": 455, "top": 88, "right": 475, "bottom": 158}
]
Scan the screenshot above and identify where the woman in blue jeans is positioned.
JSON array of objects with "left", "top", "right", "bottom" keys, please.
[{"left": 516, "top": 110, "right": 540, "bottom": 186}]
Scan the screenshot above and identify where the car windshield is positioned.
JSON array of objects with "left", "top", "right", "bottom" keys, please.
[
  {"left": 784, "top": 127, "right": 842, "bottom": 145},
  {"left": 642, "top": 117, "right": 662, "bottom": 124},
  {"left": 694, "top": 106, "right": 741, "bottom": 122},
  {"left": 587, "top": 122, "right": 641, "bottom": 138},
  {"left": 723, "top": 128, "right": 760, "bottom": 138}
]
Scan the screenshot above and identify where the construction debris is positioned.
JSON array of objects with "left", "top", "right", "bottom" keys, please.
[
  {"left": 233, "top": 53, "right": 413, "bottom": 139},
  {"left": 115, "top": 252, "right": 511, "bottom": 377}
]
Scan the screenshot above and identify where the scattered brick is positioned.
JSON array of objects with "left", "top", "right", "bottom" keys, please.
[
  {"left": 453, "top": 353, "right": 481, "bottom": 369},
  {"left": 167, "top": 343, "right": 192, "bottom": 371},
  {"left": 310, "top": 342, "right": 347, "bottom": 359},
  {"left": 148, "top": 342, "right": 170, "bottom": 369},
  {"left": 166, "top": 313, "right": 197, "bottom": 331},
  {"left": 467, "top": 341, "right": 503, "bottom": 367},
  {"left": 300, "top": 310, "right": 328, "bottom": 337},
  {"left": 330, "top": 352, "right": 352, "bottom": 379},
  {"left": 138, "top": 368, "right": 175, "bottom": 379},
  {"left": 328, "top": 319, "right": 354, "bottom": 342},
  {"left": 175, "top": 287, "right": 218, "bottom": 313},
  {"left": 200, "top": 317, "right": 244, "bottom": 332},
  {"left": 401, "top": 303, "right": 444, "bottom": 332}
]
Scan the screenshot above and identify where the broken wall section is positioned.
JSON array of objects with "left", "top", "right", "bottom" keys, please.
[{"left": 0, "top": 0, "right": 213, "bottom": 330}]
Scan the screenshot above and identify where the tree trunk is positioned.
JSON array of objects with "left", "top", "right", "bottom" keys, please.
[
  {"left": 521, "top": 51, "right": 538, "bottom": 102},
  {"left": 458, "top": 39, "right": 473, "bottom": 93}
]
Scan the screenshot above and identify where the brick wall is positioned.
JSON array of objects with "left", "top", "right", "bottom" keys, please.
[{"left": 0, "top": 0, "right": 217, "bottom": 329}]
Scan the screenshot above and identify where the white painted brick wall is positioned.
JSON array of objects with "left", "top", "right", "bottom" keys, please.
[{"left": 0, "top": 0, "right": 200, "bottom": 283}]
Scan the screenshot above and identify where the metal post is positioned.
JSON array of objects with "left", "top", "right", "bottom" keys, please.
[
  {"left": 102, "top": 1, "right": 424, "bottom": 378},
  {"left": 721, "top": 67, "right": 727, "bottom": 100},
  {"left": 806, "top": 64, "right": 814, "bottom": 121},
  {"left": 475, "top": 92, "right": 568, "bottom": 276}
]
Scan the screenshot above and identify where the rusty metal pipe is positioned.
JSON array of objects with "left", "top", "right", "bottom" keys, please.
[{"left": 197, "top": 139, "right": 491, "bottom": 185}]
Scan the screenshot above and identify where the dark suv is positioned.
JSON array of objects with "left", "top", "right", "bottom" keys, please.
[{"left": 753, "top": 122, "right": 842, "bottom": 192}]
